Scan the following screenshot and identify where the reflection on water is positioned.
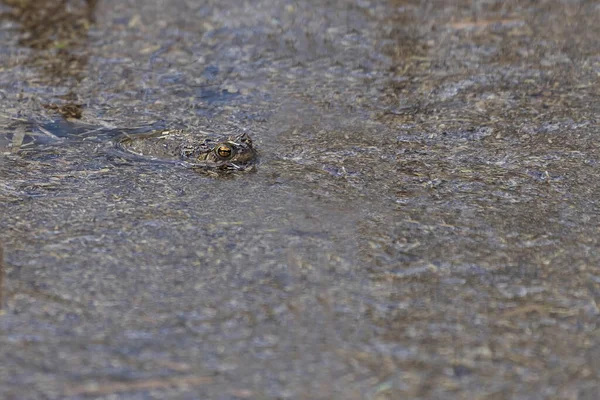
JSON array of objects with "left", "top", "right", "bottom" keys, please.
[
  {"left": 1, "top": 0, "right": 97, "bottom": 117},
  {"left": 1, "top": 0, "right": 95, "bottom": 49},
  {"left": 0, "top": 246, "right": 3, "bottom": 310}
]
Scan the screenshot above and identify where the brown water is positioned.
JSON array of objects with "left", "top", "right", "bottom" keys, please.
[{"left": 1, "top": 0, "right": 599, "bottom": 398}]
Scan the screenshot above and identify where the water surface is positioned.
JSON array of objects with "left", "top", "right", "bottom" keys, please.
[{"left": 1, "top": 0, "right": 599, "bottom": 398}]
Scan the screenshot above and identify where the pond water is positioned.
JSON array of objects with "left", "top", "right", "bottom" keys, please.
[{"left": 1, "top": 0, "right": 599, "bottom": 398}]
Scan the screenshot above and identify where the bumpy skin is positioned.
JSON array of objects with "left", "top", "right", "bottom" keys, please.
[{"left": 115, "top": 130, "right": 257, "bottom": 170}]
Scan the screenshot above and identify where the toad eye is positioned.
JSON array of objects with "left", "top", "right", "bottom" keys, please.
[{"left": 215, "top": 144, "right": 233, "bottom": 159}]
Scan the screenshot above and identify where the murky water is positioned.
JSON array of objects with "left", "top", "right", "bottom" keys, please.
[{"left": 1, "top": 0, "right": 600, "bottom": 398}]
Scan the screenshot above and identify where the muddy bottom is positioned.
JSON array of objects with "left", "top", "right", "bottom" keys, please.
[{"left": 1, "top": 0, "right": 599, "bottom": 399}]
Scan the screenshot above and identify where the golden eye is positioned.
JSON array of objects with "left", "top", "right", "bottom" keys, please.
[{"left": 216, "top": 144, "right": 233, "bottom": 159}]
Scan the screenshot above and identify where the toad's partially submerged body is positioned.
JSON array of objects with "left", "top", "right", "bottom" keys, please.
[
  {"left": 115, "top": 130, "right": 257, "bottom": 171},
  {"left": 1, "top": 119, "right": 258, "bottom": 171}
]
